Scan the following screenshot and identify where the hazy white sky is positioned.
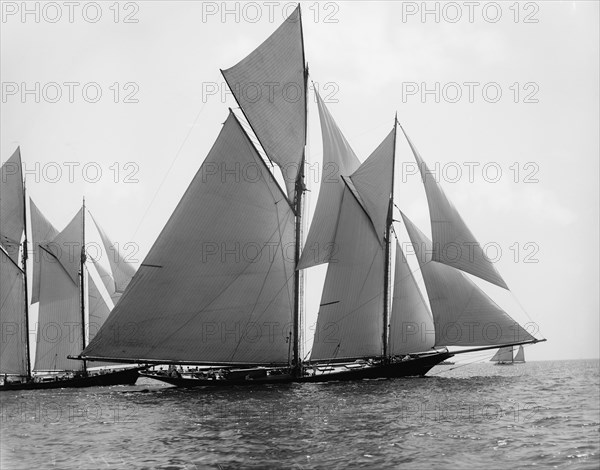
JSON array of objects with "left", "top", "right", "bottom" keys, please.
[{"left": 1, "top": 1, "right": 598, "bottom": 361}]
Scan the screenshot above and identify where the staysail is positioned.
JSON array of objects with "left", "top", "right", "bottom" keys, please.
[
  {"left": 30, "top": 198, "right": 59, "bottom": 304},
  {"left": 82, "top": 112, "right": 296, "bottom": 365},
  {"left": 401, "top": 212, "right": 534, "bottom": 347},
  {"left": 0, "top": 148, "right": 24, "bottom": 263},
  {"left": 389, "top": 242, "right": 435, "bottom": 355},
  {"left": 401, "top": 127, "right": 508, "bottom": 289},
  {"left": 0, "top": 249, "right": 28, "bottom": 376},
  {"left": 221, "top": 5, "right": 306, "bottom": 199},
  {"left": 91, "top": 215, "right": 136, "bottom": 296},
  {"left": 298, "top": 91, "right": 360, "bottom": 269}
]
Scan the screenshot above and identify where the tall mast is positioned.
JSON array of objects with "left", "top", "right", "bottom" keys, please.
[
  {"left": 22, "top": 177, "right": 31, "bottom": 379},
  {"left": 293, "top": 4, "right": 308, "bottom": 376},
  {"left": 382, "top": 115, "right": 398, "bottom": 361},
  {"left": 79, "top": 197, "right": 87, "bottom": 374}
]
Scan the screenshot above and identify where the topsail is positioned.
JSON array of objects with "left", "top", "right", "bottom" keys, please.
[
  {"left": 0, "top": 148, "right": 24, "bottom": 263},
  {"left": 222, "top": 5, "right": 306, "bottom": 199}
]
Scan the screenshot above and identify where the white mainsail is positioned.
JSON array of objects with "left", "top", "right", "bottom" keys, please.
[
  {"left": 0, "top": 148, "right": 24, "bottom": 263},
  {"left": 82, "top": 112, "right": 296, "bottom": 365},
  {"left": 30, "top": 198, "right": 59, "bottom": 304},
  {"left": 310, "top": 187, "right": 385, "bottom": 361},
  {"left": 389, "top": 242, "right": 435, "bottom": 355},
  {"left": 0, "top": 249, "right": 28, "bottom": 376},
  {"left": 222, "top": 5, "right": 306, "bottom": 199},
  {"left": 34, "top": 252, "right": 83, "bottom": 372},
  {"left": 310, "top": 122, "right": 395, "bottom": 361},
  {"left": 34, "top": 208, "right": 84, "bottom": 372},
  {"left": 0, "top": 149, "right": 28, "bottom": 376},
  {"left": 401, "top": 212, "right": 534, "bottom": 347},
  {"left": 298, "top": 91, "right": 360, "bottom": 269},
  {"left": 401, "top": 127, "right": 508, "bottom": 290},
  {"left": 491, "top": 346, "right": 513, "bottom": 362}
]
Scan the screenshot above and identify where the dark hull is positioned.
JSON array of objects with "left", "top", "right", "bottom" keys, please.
[
  {"left": 0, "top": 368, "right": 140, "bottom": 391},
  {"left": 140, "top": 353, "right": 453, "bottom": 388}
]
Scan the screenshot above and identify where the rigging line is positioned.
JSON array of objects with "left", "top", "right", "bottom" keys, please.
[{"left": 129, "top": 101, "right": 207, "bottom": 241}]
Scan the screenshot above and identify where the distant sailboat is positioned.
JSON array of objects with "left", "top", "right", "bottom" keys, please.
[
  {"left": 0, "top": 149, "right": 139, "bottom": 391},
  {"left": 76, "top": 5, "right": 544, "bottom": 387},
  {"left": 491, "top": 345, "right": 526, "bottom": 365}
]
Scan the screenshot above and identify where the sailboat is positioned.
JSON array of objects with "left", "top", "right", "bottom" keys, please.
[
  {"left": 76, "top": 5, "right": 544, "bottom": 387},
  {"left": 491, "top": 345, "right": 526, "bottom": 365},
  {"left": 0, "top": 149, "right": 140, "bottom": 391}
]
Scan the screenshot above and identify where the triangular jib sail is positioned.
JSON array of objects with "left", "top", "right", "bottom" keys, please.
[
  {"left": 401, "top": 127, "right": 508, "bottom": 290},
  {"left": 401, "top": 212, "right": 534, "bottom": 347}
]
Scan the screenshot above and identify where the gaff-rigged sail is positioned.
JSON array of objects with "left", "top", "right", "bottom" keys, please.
[
  {"left": 30, "top": 198, "right": 59, "bottom": 304},
  {"left": 298, "top": 91, "right": 360, "bottom": 269},
  {"left": 34, "top": 245, "right": 83, "bottom": 372},
  {"left": 401, "top": 212, "right": 534, "bottom": 347},
  {"left": 389, "top": 242, "right": 435, "bottom": 355},
  {"left": 0, "top": 249, "right": 28, "bottom": 375},
  {"left": 401, "top": 127, "right": 508, "bottom": 290},
  {"left": 221, "top": 5, "right": 306, "bottom": 199},
  {"left": 491, "top": 346, "right": 513, "bottom": 362},
  {"left": 81, "top": 112, "right": 296, "bottom": 365},
  {"left": 310, "top": 187, "right": 385, "bottom": 361},
  {"left": 0, "top": 148, "right": 24, "bottom": 263}
]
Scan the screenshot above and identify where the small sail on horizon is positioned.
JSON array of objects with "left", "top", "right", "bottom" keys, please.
[
  {"left": 221, "top": 5, "right": 306, "bottom": 199},
  {"left": 514, "top": 344, "right": 525, "bottom": 362},
  {"left": 400, "top": 127, "right": 509, "bottom": 290},
  {"left": 491, "top": 346, "right": 514, "bottom": 363}
]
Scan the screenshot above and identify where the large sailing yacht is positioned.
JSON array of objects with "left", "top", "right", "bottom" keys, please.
[
  {"left": 77, "top": 5, "right": 544, "bottom": 387},
  {"left": 0, "top": 148, "right": 140, "bottom": 390}
]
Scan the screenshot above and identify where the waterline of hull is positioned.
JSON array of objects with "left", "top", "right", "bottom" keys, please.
[{"left": 140, "top": 353, "right": 454, "bottom": 388}]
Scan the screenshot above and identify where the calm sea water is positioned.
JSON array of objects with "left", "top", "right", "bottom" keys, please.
[{"left": 1, "top": 359, "right": 598, "bottom": 469}]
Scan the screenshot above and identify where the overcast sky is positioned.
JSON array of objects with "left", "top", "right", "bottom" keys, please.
[{"left": 1, "top": 1, "right": 598, "bottom": 362}]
